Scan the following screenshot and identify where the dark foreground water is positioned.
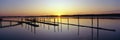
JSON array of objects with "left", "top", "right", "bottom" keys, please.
[{"left": 0, "top": 17, "right": 120, "bottom": 40}]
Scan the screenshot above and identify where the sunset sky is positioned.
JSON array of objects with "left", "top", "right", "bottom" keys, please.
[{"left": 0, "top": 0, "right": 120, "bottom": 16}]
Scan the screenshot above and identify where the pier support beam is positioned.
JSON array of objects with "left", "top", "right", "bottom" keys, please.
[
  {"left": 60, "top": 17, "right": 62, "bottom": 32},
  {"left": 97, "top": 17, "right": 99, "bottom": 40},
  {"left": 10, "top": 21, "right": 12, "bottom": 26},
  {"left": 91, "top": 16, "right": 94, "bottom": 40},
  {"left": 78, "top": 16, "right": 80, "bottom": 35},
  {"left": 54, "top": 17, "right": 56, "bottom": 32},
  {"left": 67, "top": 17, "right": 69, "bottom": 31},
  {"left": 0, "top": 18, "right": 3, "bottom": 27},
  {"left": 43, "top": 17, "right": 45, "bottom": 28},
  {"left": 77, "top": 16, "right": 80, "bottom": 40},
  {"left": 48, "top": 17, "right": 50, "bottom": 30}
]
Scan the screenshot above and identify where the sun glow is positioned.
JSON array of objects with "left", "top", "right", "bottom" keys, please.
[
  {"left": 57, "top": 13, "right": 61, "bottom": 16},
  {"left": 45, "top": 0, "right": 73, "bottom": 15}
]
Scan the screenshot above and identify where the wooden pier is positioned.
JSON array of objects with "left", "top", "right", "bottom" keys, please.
[
  {"left": 0, "top": 15, "right": 118, "bottom": 40},
  {"left": 0, "top": 16, "right": 116, "bottom": 32}
]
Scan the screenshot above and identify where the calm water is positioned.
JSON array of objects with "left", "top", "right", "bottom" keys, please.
[{"left": 0, "top": 17, "right": 120, "bottom": 40}]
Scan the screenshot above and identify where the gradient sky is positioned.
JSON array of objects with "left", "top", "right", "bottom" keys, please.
[{"left": 0, "top": 0, "right": 120, "bottom": 16}]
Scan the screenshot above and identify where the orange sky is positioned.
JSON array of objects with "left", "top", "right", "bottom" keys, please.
[{"left": 0, "top": 0, "right": 120, "bottom": 16}]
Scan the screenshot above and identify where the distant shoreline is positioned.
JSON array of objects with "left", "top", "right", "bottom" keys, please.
[{"left": 0, "top": 13, "right": 120, "bottom": 19}]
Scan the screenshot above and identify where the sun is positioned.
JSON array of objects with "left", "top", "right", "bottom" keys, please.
[
  {"left": 45, "top": 0, "right": 71, "bottom": 16},
  {"left": 57, "top": 14, "right": 61, "bottom": 16}
]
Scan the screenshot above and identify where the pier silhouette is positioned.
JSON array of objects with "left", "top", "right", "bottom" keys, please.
[
  {"left": 0, "top": 15, "right": 118, "bottom": 40},
  {"left": 0, "top": 16, "right": 116, "bottom": 31}
]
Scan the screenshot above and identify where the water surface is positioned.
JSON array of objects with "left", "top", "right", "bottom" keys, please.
[{"left": 0, "top": 17, "right": 119, "bottom": 40}]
